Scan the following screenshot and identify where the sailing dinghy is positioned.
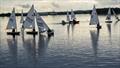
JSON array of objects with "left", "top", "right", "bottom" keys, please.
[
  {"left": 105, "top": 8, "right": 112, "bottom": 23},
  {"left": 6, "top": 8, "right": 20, "bottom": 35},
  {"left": 35, "top": 10, "right": 54, "bottom": 36},
  {"left": 70, "top": 9, "right": 79, "bottom": 24},
  {"left": 90, "top": 5, "right": 102, "bottom": 29},
  {"left": 24, "top": 5, "right": 38, "bottom": 35},
  {"left": 62, "top": 11, "right": 70, "bottom": 25}
]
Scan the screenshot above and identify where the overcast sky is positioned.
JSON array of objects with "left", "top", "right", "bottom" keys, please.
[{"left": 0, "top": 0, "right": 120, "bottom": 13}]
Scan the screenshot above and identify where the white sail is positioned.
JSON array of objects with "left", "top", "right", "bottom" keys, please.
[
  {"left": 71, "top": 9, "right": 76, "bottom": 21},
  {"left": 90, "top": 5, "right": 100, "bottom": 25},
  {"left": 35, "top": 10, "right": 48, "bottom": 33},
  {"left": 20, "top": 10, "right": 24, "bottom": 24},
  {"left": 66, "top": 11, "right": 70, "bottom": 22},
  {"left": 106, "top": 8, "right": 111, "bottom": 20},
  {"left": 112, "top": 9, "right": 119, "bottom": 20},
  {"left": 24, "top": 5, "right": 35, "bottom": 29},
  {"left": 6, "top": 8, "right": 17, "bottom": 29}
]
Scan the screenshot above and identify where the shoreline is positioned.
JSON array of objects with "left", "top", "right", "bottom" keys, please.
[{"left": 0, "top": 8, "right": 120, "bottom": 17}]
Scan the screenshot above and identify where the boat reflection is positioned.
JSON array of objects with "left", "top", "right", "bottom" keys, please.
[
  {"left": 106, "top": 23, "right": 112, "bottom": 44},
  {"left": 38, "top": 35, "right": 51, "bottom": 57},
  {"left": 67, "top": 24, "right": 70, "bottom": 37},
  {"left": 90, "top": 29, "right": 100, "bottom": 57},
  {"left": 71, "top": 24, "right": 75, "bottom": 37},
  {"left": 7, "top": 37, "right": 18, "bottom": 65},
  {"left": 90, "top": 29, "right": 100, "bottom": 67},
  {"left": 21, "top": 33, "right": 52, "bottom": 66},
  {"left": 114, "top": 20, "right": 119, "bottom": 26},
  {"left": 22, "top": 37, "right": 37, "bottom": 65},
  {"left": 67, "top": 24, "right": 75, "bottom": 44},
  {"left": 107, "top": 24, "right": 111, "bottom": 37}
]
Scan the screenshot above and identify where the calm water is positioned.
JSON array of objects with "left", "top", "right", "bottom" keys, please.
[{"left": 0, "top": 14, "right": 120, "bottom": 68}]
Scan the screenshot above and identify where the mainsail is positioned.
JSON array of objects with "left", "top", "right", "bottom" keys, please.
[
  {"left": 35, "top": 10, "right": 48, "bottom": 33},
  {"left": 90, "top": 5, "right": 99, "bottom": 25},
  {"left": 71, "top": 9, "right": 76, "bottom": 21},
  {"left": 112, "top": 9, "right": 119, "bottom": 20},
  {"left": 6, "top": 8, "right": 16, "bottom": 29},
  {"left": 106, "top": 8, "right": 111, "bottom": 20},
  {"left": 66, "top": 11, "right": 70, "bottom": 22},
  {"left": 24, "top": 5, "right": 35, "bottom": 29}
]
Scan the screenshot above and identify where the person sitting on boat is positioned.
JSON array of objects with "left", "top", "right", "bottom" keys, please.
[
  {"left": 12, "top": 29, "right": 15, "bottom": 32},
  {"left": 62, "top": 20, "right": 66, "bottom": 25},
  {"left": 47, "top": 29, "right": 54, "bottom": 36}
]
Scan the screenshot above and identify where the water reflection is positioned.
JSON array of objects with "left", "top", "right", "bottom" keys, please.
[
  {"left": 90, "top": 29, "right": 100, "bottom": 57},
  {"left": 67, "top": 24, "right": 75, "bottom": 44},
  {"left": 107, "top": 24, "right": 111, "bottom": 37},
  {"left": 106, "top": 24, "right": 112, "bottom": 44},
  {"left": 7, "top": 37, "right": 17, "bottom": 65},
  {"left": 67, "top": 24, "right": 70, "bottom": 37},
  {"left": 21, "top": 30, "right": 25, "bottom": 42},
  {"left": 38, "top": 35, "right": 50, "bottom": 57},
  {"left": 20, "top": 34, "right": 52, "bottom": 66},
  {"left": 23, "top": 37, "right": 37, "bottom": 65},
  {"left": 114, "top": 20, "right": 119, "bottom": 26},
  {"left": 71, "top": 24, "right": 75, "bottom": 37},
  {"left": 90, "top": 29, "right": 100, "bottom": 67}
]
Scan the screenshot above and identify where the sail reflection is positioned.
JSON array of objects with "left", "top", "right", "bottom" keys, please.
[
  {"left": 71, "top": 24, "right": 75, "bottom": 37},
  {"left": 7, "top": 38, "right": 17, "bottom": 64},
  {"left": 67, "top": 24, "right": 75, "bottom": 43},
  {"left": 106, "top": 24, "right": 112, "bottom": 44},
  {"left": 90, "top": 29, "right": 100, "bottom": 57},
  {"left": 114, "top": 20, "right": 119, "bottom": 26},
  {"left": 38, "top": 35, "right": 50, "bottom": 57},
  {"left": 67, "top": 24, "right": 70, "bottom": 37},
  {"left": 23, "top": 37, "right": 37, "bottom": 65},
  {"left": 107, "top": 24, "right": 111, "bottom": 38}
]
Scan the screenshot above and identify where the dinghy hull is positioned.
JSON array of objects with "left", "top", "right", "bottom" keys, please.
[
  {"left": 70, "top": 19, "right": 79, "bottom": 24},
  {"left": 73, "top": 21, "right": 79, "bottom": 24},
  {"left": 69, "top": 21, "right": 79, "bottom": 24},
  {"left": 105, "top": 20, "right": 112, "bottom": 23},
  {"left": 96, "top": 25, "right": 102, "bottom": 29},
  {"left": 61, "top": 20, "right": 67, "bottom": 25},
  {"left": 7, "top": 32, "right": 20, "bottom": 35},
  {"left": 26, "top": 31, "right": 38, "bottom": 35}
]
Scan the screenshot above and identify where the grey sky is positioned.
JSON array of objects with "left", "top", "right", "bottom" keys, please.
[{"left": 0, "top": 0, "right": 119, "bottom": 13}]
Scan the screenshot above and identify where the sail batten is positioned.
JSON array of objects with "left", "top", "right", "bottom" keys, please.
[
  {"left": 90, "top": 5, "right": 99, "bottom": 25},
  {"left": 6, "top": 8, "right": 17, "bottom": 29}
]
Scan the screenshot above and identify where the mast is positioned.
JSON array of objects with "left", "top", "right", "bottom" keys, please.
[{"left": 6, "top": 8, "right": 17, "bottom": 30}]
